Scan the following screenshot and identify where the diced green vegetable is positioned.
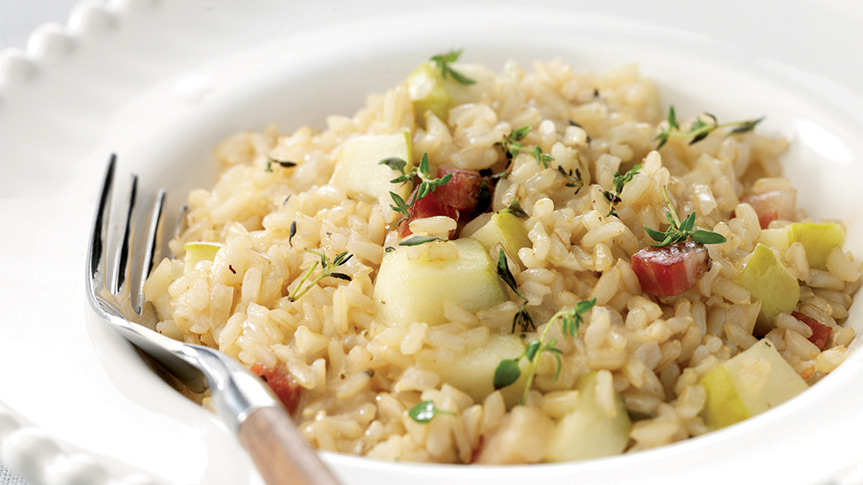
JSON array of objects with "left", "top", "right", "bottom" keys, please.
[
  {"left": 735, "top": 243, "right": 800, "bottom": 327},
  {"left": 757, "top": 222, "right": 845, "bottom": 269},
  {"left": 789, "top": 222, "right": 844, "bottom": 269},
  {"left": 700, "top": 339, "right": 808, "bottom": 429},
  {"left": 329, "top": 131, "right": 412, "bottom": 206},
  {"left": 546, "top": 372, "right": 632, "bottom": 462},
  {"left": 373, "top": 238, "right": 508, "bottom": 326},
  {"left": 469, "top": 212, "right": 532, "bottom": 266},
  {"left": 407, "top": 63, "right": 453, "bottom": 127},
  {"left": 183, "top": 241, "right": 222, "bottom": 273},
  {"left": 425, "top": 334, "right": 528, "bottom": 408}
]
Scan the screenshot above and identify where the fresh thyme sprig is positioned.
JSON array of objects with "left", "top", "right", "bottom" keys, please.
[
  {"left": 500, "top": 199, "right": 528, "bottom": 219},
  {"left": 430, "top": 49, "right": 475, "bottom": 85},
  {"left": 381, "top": 152, "right": 452, "bottom": 225},
  {"left": 531, "top": 146, "right": 555, "bottom": 169},
  {"left": 499, "top": 126, "right": 556, "bottom": 168},
  {"left": 602, "top": 164, "right": 641, "bottom": 217},
  {"left": 654, "top": 105, "right": 764, "bottom": 149},
  {"left": 557, "top": 166, "right": 584, "bottom": 194},
  {"left": 500, "top": 126, "right": 532, "bottom": 161},
  {"left": 493, "top": 299, "right": 596, "bottom": 404},
  {"left": 408, "top": 400, "right": 456, "bottom": 423},
  {"left": 643, "top": 186, "right": 727, "bottom": 247},
  {"left": 496, "top": 248, "right": 534, "bottom": 332},
  {"left": 288, "top": 250, "right": 353, "bottom": 302}
]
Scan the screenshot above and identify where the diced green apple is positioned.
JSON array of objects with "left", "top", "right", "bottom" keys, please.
[
  {"left": 789, "top": 222, "right": 844, "bottom": 269},
  {"left": 373, "top": 238, "right": 508, "bottom": 327},
  {"left": 735, "top": 243, "right": 800, "bottom": 327},
  {"left": 701, "top": 339, "right": 808, "bottom": 429},
  {"left": 407, "top": 63, "right": 452, "bottom": 128},
  {"left": 183, "top": 241, "right": 223, "bottom": 273},
  {"left": 699, "top": 364, "right": 749, "bottom": 429},
  {"left": 468, "top": 212, "right": 532, "bottom": 266},
  {"left": 424, "top": 333, "right": 528, "bottom": 408},
  {"left": 545, "top": 372, "right": 632, "bottom": 462},
  {"left": 757, "top": 227, "right": 792, "bottom": 253},
  {"left": 757, "top": 223, "right": 845, "bottom": 269},
  {"left": 329, "top": 131, "right": 412, "bottom": 206}
]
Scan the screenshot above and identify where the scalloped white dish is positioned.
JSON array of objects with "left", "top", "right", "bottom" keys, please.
[{"left": 2, "top": 1, "right": 863, "bottom": 484}]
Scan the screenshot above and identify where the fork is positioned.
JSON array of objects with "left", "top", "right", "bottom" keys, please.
[{"left": 86, "top": 154, "right": 339, "bottom": 485}]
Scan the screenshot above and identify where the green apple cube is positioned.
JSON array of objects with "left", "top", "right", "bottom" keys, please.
[
  {"left": 329, "top": 131, "right": 412, "bottom": 206},
  {"left": 425, "top": 333, "right": 528, "bottom": 408},
  {"left": 546, "top": 371, "right": 632, "bottom": 462},
  {"left": 701, "top": 339, "right": 808, "bottom": 429},
  {"left": 758, "top": 227, "right": 792, "bottom": 253},
  {"left": 469, "top": 212, "right": 532, "bottom": 266},
  {"left": 373, "top": 238, "right": 508, "bottom": 327},
  {"left": 407, "top": 62, "right": 453, "bottom": 127},
  {"left": 183, "top": 241, "right": 223, "bottom": 273},
  {"left": 736, "top": 243, "right": 800, "bottom": 326},
  {"left": 789, "top": 222, "right": 844, "bottom": 268},
  {"left": 700, "top": 364, "right": 750, "bottom": 429}
]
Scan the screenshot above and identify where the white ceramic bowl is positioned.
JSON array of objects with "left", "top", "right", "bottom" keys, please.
[{"left": 1, "top": 1, "right": 862, "bottom": 484}]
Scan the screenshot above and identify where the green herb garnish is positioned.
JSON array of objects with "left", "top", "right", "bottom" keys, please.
[
  {"left": 602, "top": 164, "right": 641, "bottom": 217},
  {"left": 654, "top": 105, "right": 764, "bottom": 149},
  {"left": 556, "top": 166, "right": 583, "bottom": 194},
  {"left": 382, "top": 152, "right": 452, "bottom": 225},
  {"left": 399, "top": 235, "right": 447, "bottom": 246},
  {"left": 266, "top": 157, "right": 297, "bottom": 172},
  {"left": 500, "top": 126, "right": 532, "bottom": 161},
  {"left": 430, "top": 50, "right": 475, "bottom": 85},
  {"left": 408, "top": 400, "right": 456, "bottom": 423},
  {"left": 496, "top": 248, "right": 534, "bottom": 332},
  {"left": 643, "top": 186, "right": 727, "bottom": 247},
  {"left": 531, "top": 146, "right": 555, "bottom": 169},
  {"left": 288, "top": 250, "right": 353, "bottom": 302},
  {"left": 493, "top": 299, "right": 596, "bottom": 404},
  {"left": 500, "top": 199, "right": 528, "bottom": 219}
]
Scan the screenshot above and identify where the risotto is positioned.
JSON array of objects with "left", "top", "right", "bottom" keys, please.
[{"left": 143, "top": 52, "right": 862, "bottom": 464}]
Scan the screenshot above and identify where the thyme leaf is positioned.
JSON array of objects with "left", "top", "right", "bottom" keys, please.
[
  {"left": 382, "top": 152, "right": 452, "bottom": 226},
  {"left": 500, "top": 126, "right": 532, "bottom": 161},
  {"left": 643, "top": 186, "right": 727, "bottom": 247},
  {"left": 531, "top": 146, "right": 555, "bottom": 169},
  {"left": 500, "top": 200, "right": 528, "bottom": 219},
  {"left": 492, "top": 299, "right": 596, "bottom": 402},
  {"left": 399, "top": 235, "right": 447, "bottom": 246},
  {"left": 601, "top": 164, "right": 641, "bottom": 217},
  {"left": 266, "top": 157, "right": 297, "bottom": 172},
  {"left": 556, "top": 166, "right": 583, "bottom": 193},
  {"left": 496, "top": 248, "right": 535, "bottom": 333},
  {"left": 288, "top": 250, "right": 354, "bottom": 302},
  {"left": 655, "top": 105, "right": 764, "bottom": 149},
  {"left": 430, "top": 49, "right": 475, "bottom": 85},
  {"left": 408, "top": 400, "right": 456, "bottom": 423},
  {"left": 496, "top": 248, "right": 524, "bottom": 299},
  {"left": 493, "top": 359, "right": 521, "bottom": 390}
]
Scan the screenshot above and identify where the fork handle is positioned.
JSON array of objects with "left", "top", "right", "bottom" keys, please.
[{"left": 239, "top": 406, "right": 340, "bottom": 485}]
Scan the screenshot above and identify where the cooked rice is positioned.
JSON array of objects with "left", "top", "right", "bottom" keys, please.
[{"left": 143, "top": 58, "right": 862, "bottom": 464}]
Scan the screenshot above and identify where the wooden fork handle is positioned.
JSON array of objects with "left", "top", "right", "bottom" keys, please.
[{"left": 239, "top": 406, "right": 340, "bottom": 485}]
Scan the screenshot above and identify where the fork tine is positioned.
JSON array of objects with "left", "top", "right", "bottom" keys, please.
[
  {"left": 111, "top": 173, "right": 138, "bottom": 296},
  {"left": 172, "top": 204, "right": 188, "bottom": 258},
  {"left": 88, "top": 154, "right": 117, "bottom": 294},
  {"left": 134, "top": 189, "right": 166, "bottom": 315}
]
